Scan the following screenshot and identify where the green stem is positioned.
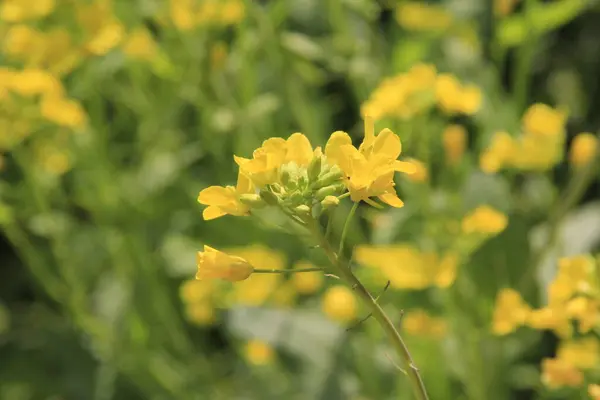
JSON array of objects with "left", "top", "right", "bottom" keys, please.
[
  {"left": 339, "top": 202, "right": 359, "bottom": 256},
  {"left": 513, "top": 0, "right": 538, "bottom": 111},
  {"left": 309, "top": 219, "right": 429, "bottom": 400},
  {"left": 253, "top": 267, "right": 324, "bottom": 274}
]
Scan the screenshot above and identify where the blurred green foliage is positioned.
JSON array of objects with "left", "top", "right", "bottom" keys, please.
[{"left": 1, "top": 0, "right": 600, "bottom": 399}]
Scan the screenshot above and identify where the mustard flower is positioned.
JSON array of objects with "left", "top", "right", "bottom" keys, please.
[
  {"left": 40, "top": 95, "right": 87, "bottom": 128},
  {"left": 395, "top": 2, "right": 452, "bottom": 33},
  {"left": 405, "top": 159, "right": 428, "bottom": 182},
  {"left": 244, "top": 340, "right": 274, "bottom": 366},
  {"left": 291, "top": 261, "right": 323, "bottom": 295},
  {"left": 557, "top": 337, "right": 599, "bottom": 370},
  {"left": 123, "top": 28, "right": 158, "bottom": 61},
  {"left": 522, "top": 103, "right": 567, "bottom": 137},
  {"left": 527, "top": 306, "right": 572, "bottom": 338},
  {"left": 324, "top": 117, "right": 415, "bottom": 207},
  {"left": 322, "top": 285, "right": 357, "bottom": 323},
  {"left": 492, "top": 288, "right": 530, "bottom": 335},
  {"left": 198, "top": 171, "right": 255, "bottom": 220},
  {"left": 461, "top": 206, "right": 508, "bottom": 235},
  {"left": 196, "top": 245, "right": 254, "bottom": 282},
  {"left": 589, "top": 384, "right": 600, "bottom": 400},
  {"left": 541, "top": 358, "right": 583, "bottom": 389},
  {"left": 569, "top": 132, "right": 598, "bottom": 167},
  {"left": 1, "top": 0, "right": 55, "bottom": 22},
  {"left": 442, "top": 124, "right": 467, "bottom": 166}
]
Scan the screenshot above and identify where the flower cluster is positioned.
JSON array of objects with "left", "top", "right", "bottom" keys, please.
[
  {"left": 361, "top": 64, "right": 482, "bottom": 120},
  {"left": 395, "top": 2, "right": 453, "bottom": 33},
  {"left": 168, "top": 0, "right": 245, "bottom": 31},
  {"left": 480, "top": 103, "right": 569, "bottom": 173},
  {"left": 198, "top": 118, "right": 416, "bottom": 221},
  {"left": 492, "top": 254, "right": 600, "bottom": 395}
]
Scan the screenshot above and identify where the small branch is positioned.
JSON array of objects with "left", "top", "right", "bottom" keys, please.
[
  {"left": 253, "top": 267, "right": 324, "bottom": 274},
  {"left": 338, "top": 202, "right": 359, "bottom": 256},
  {"left": 346, "top": 281, "right": 391, "bottom": 332}
]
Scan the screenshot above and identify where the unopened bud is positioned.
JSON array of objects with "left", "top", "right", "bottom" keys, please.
[
  {"left": 259, "top": 190, "right": 279, "bottom": 206},
  {"left": 315, "top": 166, "right": 343, "bottom": 188},
  {"left": 280, "top": 169, "right": 292, "bottom": 186},
  {"left": 287, "top": 191, "right": 304, "bottom": 206},
  {"left": 239, "top": 194, "right": 266, "bottom": 208},
  {"left": 294, "top": 205, "right": 311, "bottom": 217},
  {"left": 315, "top": 183, "right": 345, "bottom": 200},
  {"left": 307, "top": 156, "right": 322, "bottom": 182},
  {"left": 321, "top": 195, "right": 339, "bottom": 210}
]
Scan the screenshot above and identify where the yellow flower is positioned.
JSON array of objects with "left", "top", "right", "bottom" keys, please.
[
  {"left": 77, "top": 1, "right": 124, "bottom": 56},
  {"left": 442, "top": 124, "right": 467, "bottom": 166},
  {"left": 479, "top": 131, "right": 515, "bottom": 174},
  {"left": 291, "top": 261, "right": 323, "bottom": 295},
  {"left": 435, "top": 74, "right": 482, "bottom": 115},
  {"left": 522, "top": 103, "right": 567, "bottom": 137},
  {"left": 461, "top": 206, "right": 508, "bottom": 235},
  {"left": 569, "top": 132, "right": 598, "bottom": 167},
  {"left": 86, "top": 21, "right": 125, "bottom": 55},
  {"left": 9, "top": 68, "right": 63, "bottom": 97},
  {"left": 3, "top": 24, "right": 41, "bottom": 60},
  {"left": 566, "top": 296, "right": 599, "bottom": 333},
  {"left": 492, "top": 288, "right": 530, "bottom": 335},
  {"left": 229, "top": 245, "right": 286, "bottom": 306},
  {"left": 0, "top": 0, "right": 55, "bottom": 22},
  {"left": 402, "top": 310, "right": 447, "bottom": 339},
  {"left": 219, "top": 0, "right": 245, "bottom": 25},
  {"left": 557, "top": 337, "right": 599, "bottom": 370},
  {"left": 40, "top": 95, "right": 87, "bottom": 128},
  {"left": 244, "top": 340, "right": 274, "bottom": 366},
  {"left": 235, "top": 133, "right": 317, "bottom": 188},
  {"left": 198, "top": 171, "right": 255, "bottom": 220},
  {"left": 405, "top": 159, "right": 428, "bottom": 182},
  {"left": 541, "top": 358, "right": 584, "bottom": 389},
  {"left": 185, "top": 302, "right": 215, "bottom": 326},
  {"left": 196, "top": 245, "right": 254, "bottom": 282},
  {"left": 589, "top": 384, "right": 600, "bottom": 400},
  {"left": 322, "top": 285, "right": 357, "bottom": 323},
  {"left": 35, "top": 143, "right": 71, "bottom": 175},
  {"left": 395, "top": 2, "right": 452, "bottom": 33},
  {"left": 527, "top": 306, "right": 572, "bottom": 338},
  {"left": 123, "top": 28, "right": 157, "bottom": 61},
  {"left": 325, "top": 117, "right": 415, "bottom": 207},
  {"left": 179, "top": 279, "right": 214, "bottom": 304}
]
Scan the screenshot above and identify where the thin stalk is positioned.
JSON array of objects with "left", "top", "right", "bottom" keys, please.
[
  {"left": 339, "top": 202, "right": 359, "bottom": 256},
  {"left": 253, "top": 267, "right": 324, "bottom": 274},
  {"left": 308, "top": 219, "right": 429, "bottom": 400}
]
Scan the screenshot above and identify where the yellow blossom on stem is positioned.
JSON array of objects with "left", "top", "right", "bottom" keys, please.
[
  {"left": 541, "top": 358, "right": 584, "bottom": 389},
  {"left": 244, "top": 340, "right": 274, "bottom": 366},
  {"left": 479, "top": 131, "right": 515, "bottom": 174},
  {"left": 40, "top": 95, "right": 87, "bottom": 128},
  {"left": 589, "top": 384, "right": 600, "bottom": 400},
  {"left": 322, "top": 285, "right": 357, "bottom": 323},
  {"left": 492, "top": 288, "right": 530, "bottom": 335},
  {"left": 522, "top": 103, "right": 567, "bottom": 137},
  {"left": 557, "top": 336, "right": 599, "bottom": 370},
  {"left": 9, "top": 68, "right": 63, "bottom": 97},
  {"left": 123, "top": 28, "right": 158, "bottom": 61},
  {"left": 566, "top": 296, "right": 599, "bottom": 333},
  {"left": 198, "top": 171, "right": 255, "bottom": 220},
  {"left": 196, "top": 245, "right": 254, "bottom": 282},
  {"left": 324, "top": 117, "right": 415, "bottom": 208},
  {"left": 569, "top": 132, "right": 598, "bottom": 167},
  {"left": 461, "top": 206, "right": 508, "bottom": 235},
  {"left": 527, "top": 306, "right": 572, "bottom": 338},
  {"left": 435, "top": 74, "right": 482, "bottom": 115}
]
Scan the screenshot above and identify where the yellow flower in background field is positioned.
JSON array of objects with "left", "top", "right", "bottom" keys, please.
[
  {"left": 569, "top": 132, "right": 598, "bottom": 167},
  {"left": 522, "top": 103, "right": 567, "bottom": 137},
  {"left": 541, "top": 358, "right": 583, "bottom": 389},
  {"left": 527, "top": 306, "right": 572, "bottom": 338},
  {"left": 325, "top": 117, "right": 415, "bottom": 207},
  {"left": 435, "top": 74, "right": 482, "bottom": 115},
  {"left": 9, "top": 68, "right": 63, "bottom": 97},
  {"left": 186, "top": 302, "right": 215, "bottom": 326},
  {"left": 566, "top": 296, "right": 599, "bottom": 333},
  {"left": 442, "top": 124, "right": 467, "bottom": 166},
  {"left": 557, "top": 337, "right": 599, "bottom": 370},
  {"left": 322, "top": 285, "right": 357, "bottom": 323},
  {"left": 1, "top": 0, "right": 55, "bottom": 22},
  {"left": 179, "top": 279, "right": 217, "bottom": 326},
  {"left": 229, "top": 245, "right": 286, "bottom": 306},
  {"left": 291, "top": 261, "right": 323, "bottom": 295},
  {"left": 461, "top": 206, "right": 508, "bottom": 235},
  {"left": 244, "top": 340, "right": 274, "bottom": 366},
  {"left": 589, "top": 384, "right": 600, "bottom": 400},
  {"left": 198, "top": 171, "right": 255, "bottom": 220},
  {"left": 479, "top": 131, "right": 515, "bottom": 174},
  {"left": 402, "top": 310, "right": 447, "bottom": 339},
  {"left": 492, "top": 288, "right": 530, "bottom": 335},
  {"left": 405, "top": 159, "right": 428, "bottom": 182},
  {"left": 123, "top": 28, "right": 158, "bottom": 61},
  {"left": 40, "top": 95, "right": 87, "bottom": 128},
  {"left": 180, "top": 279, "right": 214, "bottom": 303},
  {"left": 169, "top": 0, "right": 245, "bottom": 30},
  {"left": 395, "top": 2, "right": 452, "bottom": 33},
  {"left": 77, "top": 0, "right": 124, "bottom": 56},
  {"left": 196, "top": 245, "right": 254, "bottom": 282}
]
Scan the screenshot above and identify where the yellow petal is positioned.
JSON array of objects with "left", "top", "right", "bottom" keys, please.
[
  {"left": 198, "top": 186, "right": 235, "bottom": 205},
  {"left": 235, "top": 170, "right": 253, "bottom": 194},
  {"left": 286, "top": 133, "right": 313, "bottom": 166},
  {"left": 394, "top": 160, "right": 417, "bottom": 174},
  {"left": 203, "top": 206, "right": 227, "bottom": 220},
  {"left": 372, "top": 128, "right": 401, "bottom": 160},
  {"left": 325, "top": 131, "right": 353, "bottom": 165},
  {"left": 234, "top": 155, "right": 250, "bottom": 166},
  {"left": 378, "top": 192, "right": 404, "bottom": 208},
  {"left": 363, "top": 115, "right": 375, "bottom": 149}
]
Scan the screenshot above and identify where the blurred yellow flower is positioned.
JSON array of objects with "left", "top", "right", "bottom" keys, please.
[
  {"left": 402, "top": 310, "right": 447, "bottom": 339},
  {"left": 291, "top": 261, "right": 323, "bottom": 295},
  {"left": 322, "top": 285, "right": 357, "bottom": 323},
  {"left": 569, "top": 132, "right": 597, "bottom": 167},
  {"left": 1, "top": 0, "right": 55, "bottom": 22},
  {"left": 169, "top": 0, "right": 245, "bottom": 30},
  {"left": 35, "top": 144, "right": 71, "bottom": 175},
  {"left": 244, "top": 340, "right": 274, "bottom": 366},
  {"left": 77, "top": 1, "right": 124, "bottom": 56},
  {"left": 479, "top": 131, "right": 515, "bottom": 174},
  {"left": 492, "top": 288, "right": 530, "bottom": 335},
  {"left": 185, "top": 302, "right": 215, "bottom": 326},
  {"left": 198, "top": 171, "right": 255, "bottom": 220},
  {"left": 40, "top": 95, "right": 87, "bottom": 128},
  {"left": 87, "top": 22, "right": 125, "bottom": 55},
  {"left": 566, "top": 296, "right": 599, "bottom": 333},
  {"left": 9, "top": 68, "right": 63, "bottom": 97},
  {"left": 436, "top": 74, "right": 482, "bottom": 115},
  {"left": 123, "top": 28, "right": 158, "bottom": 61},
  {"left": 442, "top": 124, "right": 467, "bottom": 166},
  {"left": 589, "top": 384, "right": 600, "bottom": 400},
  {"left": 461, "top": 206, "right": 508, "bottom": 235},
  {"left": 405, "top": 159, "right": 428, "bottom": 182},
  {"left": 180, "top": 279, "right": 214, "bottom": 304},
  {"left": 196, "top": 245, "right": 254, "bottom": 282},
  {"left": 325, "top": 117, "right": 415, "bottom": 207},
  {"left": 522, "top": 103, "right": 567, "bottom": 137},
  {"left": 541, "top": 358, "right": 583, "bottom": 389},
  {"left": 395, "top": 2, "right": 452, "bottom": 33},
  {"left": 557, "top": 337, "right": 599, "bottom": 370},
  {"left": 527, "top": 306, "right": 572, "bottom": 338}
]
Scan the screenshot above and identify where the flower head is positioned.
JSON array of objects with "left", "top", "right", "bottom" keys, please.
[
  {"left": 322, "top": 285, "right": 357, "bottom": 323},
  {"left": 198, "top": 171, "right": 255, "bottom": 220},
  {"left": 541, "top": 358, "right": 584, "bottom": 389},
  {"left": 461, "top": 206, "right": 508, "bottom": 235},
  {"left": 492, "top": 288, "right": 530, "bottom": 335},
  {"left": 557, "top": 337, "right": 599, "bottom": 370},
  {"left": 196, "top": 245, "right": 254, "bottom": 282},
  {"left": 244, "top": 340, "right": 274, "bottom": 366},
  {"left": 569, "top": 132, "right": 598, "bottom": 167},
  {"left": 325, "top": 117, "right": 415, "bottom": 207}
]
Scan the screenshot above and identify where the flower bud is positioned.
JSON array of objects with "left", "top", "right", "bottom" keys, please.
[
  {"left": 294, "top": 205, "right": 311, "bottom": 217},
  {"left": 307, "top": 155, "right": 322, "bottom": 182},
  {"left": 196, "top": 245, "right": 254, "bottom": 282},
  {"left": 287, "top": 191, "right": 304, "bottom": 206},
  {"left": 259, "top": 189, "right": 279, "bottom": 206},
  {"left": 321, "top": 195, "right": 339, "bottom": 210},
  {"left": 239, "top": 194, "right": 267, "bottom": 208},
  {"left": 315, "top": 183, "right": 345, "bottom": 200},
  {"left": 314, "top": 166, "right": 343, "bottom": 188}
]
